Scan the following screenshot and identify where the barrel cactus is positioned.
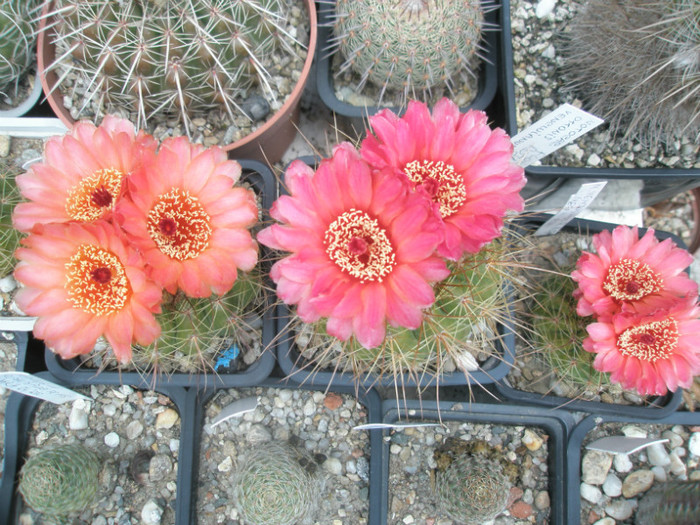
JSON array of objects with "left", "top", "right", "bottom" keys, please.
[
  {"left": 326, "top": 0, "right": 488, "bottom": 105},
  {"left": 0, "top": 0, "right": 42, "bottom": 100},
  {"left": 233, "top": 441, "right": 320, "bottom": 525},
  {"left": 0, "top": 158, "right": 23, "bottom": 278},
  {"left": 46, "top": 0, "right": 307, "bottom": 134},
  {"left": 636, "top": 480, "right": 700, "bottom": 525},
  {"left": 19, "top": 443, "right": 102, "bottom": 516}
]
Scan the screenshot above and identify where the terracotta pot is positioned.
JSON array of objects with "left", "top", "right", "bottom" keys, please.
[{"left": 36, "top": 0, "right": 317, "bottom": 165}]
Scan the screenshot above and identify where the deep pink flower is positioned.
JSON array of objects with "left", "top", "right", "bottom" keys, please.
[
  {"left": 360, "top": 98, "right": 526, "bottom": 259},
  {"left": 583, "top": 298, "right": 700, "bottom": 395},
  {"left": 115, "top": 137, "right": 259, "bottom": 298},
  {"left": 572, "top": 225, "right": 698, "bottom": 318},
  {"left": 13, "top": 222, "right": 162, "bottom": 363},
  {"left": 13, "top": 115, "right": 157, "bottom": 232},
  {"left": 258, "top": 143, "right": 450, "bottom": 349}
]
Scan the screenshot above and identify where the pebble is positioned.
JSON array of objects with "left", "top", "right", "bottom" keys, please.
[
  {"left": 324, "top": 393, "right": 343, "bottom": 410},
  {"left": 141, "top": 499, "right": 163, "bottom": 525},
  {"left": 580, "top": 482, "right": 602, "bottom": 504},
  {"left": 621, "top": 470, "right": 654, "bottom": 498},
  {"left": 126, "top": 421, "right": 144, "bottom": 440},
  {"left": 0, "top": 275, "right": 16, "bottom": 293},
  {"left": 535, "top": 0, "right": 556, "bottom": 17},
  {"left": 246, "top": 424, "right": 272, "bottom": 444},
  {"left": 217, "top": 456, "right": 233, "bottom": 473},
  {"left": 688, "top": 432, "right": 700, "bottom": 456},
  {"left": 149, "top": 454, "right": 173, "bottom": 481},
  {"left": 534, "top": 490, "right": 550, "bottom": 510},
  {"left": 323, "top": 457, "right": 343, "bottom": 476},
  {"left": 613, "top": 453, "right": 633, "bottom": 473},
  {"left": 593, "top": 519, "right": 615, "bottom": 525},
  {"left": 581, "top": 450, "right": 613, "bottom": 485},
  {"left": 523, "top": 429, "right": 544, "bottom": 451},
  {"left": 0, "top": 134, "right": 9, "bottom": 157},
  {"left": 604, "top": 499, "right": 636, "bottom": 520},
  {"left": 647, "top": 442, "right": 671, "bottom": 466},
  {"left": 69, "top": 399, "right": 89, "bottom": 430},
  {"left": 155, "top": 408, "right": 179, "bottom": 429},
  {"left": 104, "top": 432, "right": 120, "bottom": 448},
  {"left": 509, "top": 500, "right": 533, "bottom": 519},
  {"left": 602, "top": 473, "right": 622, "bottom": 497},
  {"left": 621, "top": 425, "right": 647, "bottom": 438}
]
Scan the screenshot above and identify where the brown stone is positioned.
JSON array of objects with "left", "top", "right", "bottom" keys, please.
[
  {"left": 509, "top": 501, "right": 533, "bottom": 519},
  {"left": 324, "top": 392, "right": 343, "bottom": 410}
]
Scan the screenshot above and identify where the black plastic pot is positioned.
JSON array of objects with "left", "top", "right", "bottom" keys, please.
[
  {"left": 497, "top": 0, "right": 700, "bottom": 206},
  {"left": 42, "top": 159, "right": 278, "bottom": 390},
  {"left": 566, "top": 410, "right": 700, "bottom": 524},
  {"left": 493, "top": 215, "right": 686, "bottom": 418},
  {"left": 382, "top": 399, "right": 574, "bottom": 525},
  {"left": 0, "top": 372, "right": 196, "bottom": 525},
  {"left": 315, "top": 0, "right": 499, "bottom": 124}
]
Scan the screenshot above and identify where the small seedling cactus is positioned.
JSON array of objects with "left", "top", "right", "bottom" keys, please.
[
  {"left": 324, "top": 0, "right": 489, "bottom": 106},
  {"left": 636, "top": 479, "right": 700, "bottom": 525},
  {"left": 46, "top": 0, "right": 307, "bottom": 134},
  {"left": 233, "top": 441, "right": 320, "bottom": 525},
  {"left": 18, "top": 443, "right": 102, "bottom": 516},
  {"left": 0, "top": 0, "right": 42, "bottom": 100},
  {"left": 0, "top": 158, "right": 23, "bottom": 277}
]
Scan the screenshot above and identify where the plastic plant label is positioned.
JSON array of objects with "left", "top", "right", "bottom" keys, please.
[
  {"left": 585, "top": 436, "right": 669, "bottom": 455},
  {"left": 0, "top": 316, "right": 37, "bottom": 332},
  {"left": 511, "top": 104, "right": 604, "bottom": 167},
  {"left": 0, "top": 372, "right": 90, "bottom": 404},
  {"left": 353, "top": 423, "right": 442, "bottom": 431},
  {"left": 535, "top": 181, "right": 608, "bottom": 236},
  {"left": 210, "top": 397, "right": 258, "bottom": 428}
]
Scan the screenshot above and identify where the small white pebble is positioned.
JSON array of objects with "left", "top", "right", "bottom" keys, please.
[{"left": 104, "top": 432, "right": 120, "bottom": 448}]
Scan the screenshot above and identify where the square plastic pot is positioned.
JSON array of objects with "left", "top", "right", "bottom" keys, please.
[
  {"left": 381, "top": 399, "right": 574, "bottom": 525},
  {"left": 493, "top": 215, "right": 684, "bottom": 418}
]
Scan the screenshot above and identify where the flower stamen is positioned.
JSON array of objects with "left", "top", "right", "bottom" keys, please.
[
  {"left": 65, "top": 244, "right": 130, "bottom": 315},
  {"left": 403, "top": 159, "right": 467, "bottom": 218},
  {"left": 147, "top": 188, "right": 212, "bottom": 261},
  {"left": 618, "top": 318, "right": 678, "bottom": 362},
  {"left": 65, "top": 168, "right": 124, "bottom": 222},
  {"left": 325, "top": 209, "right": 396, "bottom": 282},
  {"left": 603, "top": 258, "right": 663, "bottom": 301}
]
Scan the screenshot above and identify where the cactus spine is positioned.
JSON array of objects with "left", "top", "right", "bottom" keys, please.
[
  {"left": 19, "top": 444, "right": 102, "bottom": 516},
  {"left": 326, "top": 0, "right": 487, "bottom": 105},
  {"left": 636, "top": 480, "right": 700, "bottom": 525},
  {"left": 0, "top": 157, "right": 23, "bottom": 277},
  {"left": 0, "top": 0, "right": 42, "bottom": 100}
]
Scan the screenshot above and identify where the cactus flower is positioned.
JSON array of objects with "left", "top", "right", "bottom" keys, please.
[
  {"left": 258, "top": 143, "right": 450, "bottom": 349},
  {"left": 116, "top": 137, "right": 259, "bottom": 298},
  {"left": 361, "top": 98, "right": 526, "bottom": 260},
  {"left": 572, "top": 225, "right": 698, "bottom": 318},
  {"left": 13, "top": 222, "right": 162, "bottom": 363}
]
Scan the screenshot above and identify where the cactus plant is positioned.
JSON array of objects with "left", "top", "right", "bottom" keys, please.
[
  {"left": 45, "top": 0, "right": 309, "bottom": 136},
  {"left": 324, "top": 0, "right": 490, "bottom": 106},
  {"left": 433, "top": 451, "right": 511, "bottom": 524},
  {"left": 0, "top": 157, "right": 23, "bottom": 278},
  {"left": 561, "top": 0, "right": 700, "bottom": 145},
  {"left": 0, "top": 0, "right": 42, "bottom": 101},
  {"left": 232, "top": 441, "right": 320, "bottom": 525},
  {"left": 636, "top": 479, "right": 700, "bottom": 525},
  {"left": 18, "top": 443, "right": 102, "bottom": 516}
]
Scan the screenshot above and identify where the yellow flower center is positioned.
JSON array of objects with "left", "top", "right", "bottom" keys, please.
[
  {"left": 603, "top": 258, "right": 663, "bottom": 301},
  {"left": 147, "top": 188, "right": 212, "bottom": 261},
  {"left": 324, "top": 209, "right": 396, "bottom": 283},
  {"left": 617, "top": 318, "right": 678, "bottom": 362},
  {"left": 403, "top": 159, "right": 467, "bottom": 218},
  {"left": 65, "top": 244, "right": 130, "bottom": 315},
  {"left": 65, "top": 168, "right": 124, "bottom": 222}
]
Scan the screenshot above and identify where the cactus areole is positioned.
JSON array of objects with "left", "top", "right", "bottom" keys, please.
[{"left": 36, "top": 0, "right": 317, "bottom": 163}]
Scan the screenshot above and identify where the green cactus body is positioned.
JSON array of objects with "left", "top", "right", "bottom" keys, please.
[
  {"left": 433, "top": 453, "right": 511, "bottom": 524},
  {"left": 636, "top": 480, "right": 700, "bottom": 525},
  {"left": 0, "top": 0, "right": 42, "bottom": 99},
  {"left": 49, "top": 0, "right": 305, "bottom": 132},
  {"left": 19, "top": 443, "right": 101, "bottom": 516},
  {"left": 233, "top": 441, "right": 319, "bottom": 525},
  {"left": 328, "top": 0, "right": 485, "bottom": 105},
  {"left": 0, "top": 158, "right": 23, "bottom": 277}
]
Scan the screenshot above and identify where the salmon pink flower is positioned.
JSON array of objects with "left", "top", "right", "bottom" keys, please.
[
  {"left": 13, "top": 115, "right": 157, "bottom": 232},
  {"left": 116, "top": 137, "right": 258, "bottom": 297},
  {"left": 258, "top": 143, "right": 450, "bottom": 349},
  {"left": 572, "top": 225, "right": 698, "bottom": 318},
  {"left": 13, "top": 222, "right": 162, "bottom": 363},
  {"left": 583, "top": 298, "right": 700, "bottom": 395},
  {"left": 360, "top": 98, "right": 526, "bottom": 259}
]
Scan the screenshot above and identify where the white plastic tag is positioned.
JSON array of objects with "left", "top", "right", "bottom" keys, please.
[
  {"left": 210, "top": 397, "right": 258, "bottom": 428},
  {"left": 586, "top": 436, "right": 669, "bottom": 456},
  {"left": 353, "top": 423, "right": 442, "bottom": 431},
  {"left": 0, "top": 372, "right": 90, "bottom": 404},
  {"left": 0, "top": 317, "right": 37, "bottom": 332},
  {"left": 535, "top": 181, "right": 608, "bottom": 236},
  {"left": 511, "top": 104, "right": 604, "bottom": 167}
]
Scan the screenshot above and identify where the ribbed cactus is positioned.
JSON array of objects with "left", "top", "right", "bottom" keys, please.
[
  {"left": 0, "top": 158, "right": 23, "bottom": 278},
  {"left": 433, "top": 453, "right": 511, "bottom": 524},
  {"left": 18, "top": 444, "right": 101, "bottom": 516},
  {"left": 48, "top": 0, "right": 306, "bottom": 134},
  {"left": 561, "top": 0, "right": 700, "bottom": 145},
  {"left": 530, "top": 270, "right": 609, "bottom": 392},
  {"left": 0, "top": 0, "right": 42, "bottom": 99},
  {"left": 233, "top": 441, "right": 320, "bottom": 525},
  {"left": 636, "top": 480, "right": 700, "bottom": 525},
  {"left": 326, "top": 0, "right": 487, "bottom": 105}
]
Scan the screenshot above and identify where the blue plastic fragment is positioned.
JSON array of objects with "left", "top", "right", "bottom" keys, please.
[{"left": 214, "top": 344, "right": 240, "bottom": 371}]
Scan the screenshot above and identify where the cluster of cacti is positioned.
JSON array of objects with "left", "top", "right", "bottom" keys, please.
[
  {"left": 0, "top": 0, "right": 42, "bottom": 99},
  {"left": 18, "top": 443, "right": 102, "bottom": 516},
  {"left": 433, "top": 451, "right": 511, "bottom": 524},
  {"left": 48, "top": 0, "right": 306, "bottom": 133},
  {"left": 0, "top": 158, "right": 23, "bottom": 277},
  {"left": 232, "top": 441, "right": 320, "bottom": 525},
  {"left": 530, "top": 269, "right": 609, "bottom": 392},
  {"left": 325, "top": 0, "right": 487, "bottom": 105},
  {"left": 561, "top": 0, "right": 700, "bottom": 145},
  {"left": 636, "top": 479, "right": 700, "bottom": 525},
  {"left": 133, "top": 269, "right": 263, "bottom": 371}
]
